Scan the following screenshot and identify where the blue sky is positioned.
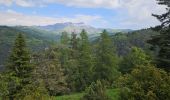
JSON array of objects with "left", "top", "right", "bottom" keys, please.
[{"left": 0, "top": 0, "right": 166, "bottom": 29}]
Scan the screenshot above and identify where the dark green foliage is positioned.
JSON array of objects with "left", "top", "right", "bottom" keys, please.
[
  {"left": 59, "top": 32, "right": 70, "bottom": 71},
  {"left": 148, "top": 28, "right": 170, "bottom": 71},
  {"left": 60, "top": 31, "right": 70, "bottom": 45},
  {"left": 116, "top": 65, "right": 170, "bottom": 100},
  {"left": 5, "top": 33, "right": 33, "bottom": 99},
  {"left": 70, "top": 32, "right": 80, "bottom": 58},
  {"left": 65, "top": 59, "right": 80, "bottom": 92},
  {"left": 119, "top": 47, "right": 151, "bottom": 74},
  {"left": 1, "top": 34, "right": 49, "bottom": 99},
  {"left": 94, "top": 30, "right": 120, "bottom": 84},
  {"left": 3, "top": 33, "right": 40, "bottom": 99},
  {"left": 148, "top": 0, "right": 170, "bottom": 71},
  {"left": 64, "top": 32, "right": 80, "bottom": 92},
  {"left": 83, "top": 80, "right": 109, "bottom": 100},
  {"left": 77, "top": 29, "right": 94, "bottom": 91},
  {"left": 6, "top": 33, "right": 32, "bottom": 79},
  {"left": 62, "top": 30, "right": 93, "bottom": 92},
  {"left": 91, "top": 29, "right": 158, "bottom": 57},
  {"left": 111, "top": 29, "right": 159, "bottom": 56}
]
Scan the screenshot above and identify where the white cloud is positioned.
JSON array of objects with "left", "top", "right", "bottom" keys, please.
[
  {"left": 0, "top": 0, "right": 120, "bottom": 8},
  {"left": 0, "top": 0, "right": 166, "bottom": 28},
  {"left": 0, "top": 10, "right": 101, "bottom": 26},
  {"left": 14, "top": 0, "right": 34, "bottom": 7},
  {"left": 0, "top": 0, "right": 12, "bottom": 6},
  {"left": 46, "top": 0, "right": 120, "bottom": 8},
  {"left": 118, "top": 0, "right": 166, "bottom": 29}
]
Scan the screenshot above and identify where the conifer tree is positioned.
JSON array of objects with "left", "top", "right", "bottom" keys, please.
[
  {"left": 60, "top": 32, "right": 70, "bottom": 70},
  {"left": 60, "top": 31, "right": 70, "bottom": 45},
  {"left": 148, "top": 0, "right": 170, "bottom": 71},
  {"left": 6, "top": 33, "right": 33, "bottom": 99},
  {"left": 119, "top": 47, "right": 151, "bottom": 74},
  {"left": 66, "top": 32, "right": 81, "bottom": 91},
  {"left": 94, "top": 30, "right": 120, "bottom": 84},
  {"left": 70, "top": 32, "right": 79, "bottom": 58},
  {"left": 77, "top": 29, "right": 93, "bottom": 91}
]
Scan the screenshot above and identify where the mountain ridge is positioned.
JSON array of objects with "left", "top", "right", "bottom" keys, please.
[{"left": 36, "top": 22, "right": 132, "bottom": 34}]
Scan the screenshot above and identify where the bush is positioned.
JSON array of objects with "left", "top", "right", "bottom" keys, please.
[
  {"left": 82, "top": 80, "right": 109, "bottom": 100},
  {"left": 15, "top": 80, "right": 50, "bottom": 100},
  {"left": 116, "top": 65, "right": 170, "bottom": 100},
  {"left": 0, "top": 74, "right": 8, "bottom": 99}
]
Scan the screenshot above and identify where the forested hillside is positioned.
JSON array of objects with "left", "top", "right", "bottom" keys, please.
[
  {"left": 0, "top": 26, "right": 158, "bottom": 70},
  {"left": 111, "top": 29, "right": 159, "bottom": 56},
  {"left": 91, "top": 28, "right": 159, "bottom": 56},
  {"left": 0, "top": 26, "right": 59, "bottom": 68}
]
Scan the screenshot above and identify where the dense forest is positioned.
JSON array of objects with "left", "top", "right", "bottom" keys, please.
[{"left": 0, "top": 0, "right": 170, "bottom": 100}]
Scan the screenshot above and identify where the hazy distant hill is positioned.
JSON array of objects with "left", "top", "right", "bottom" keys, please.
[{"left": 37, "top": 22, "right": 132, "bottom": 35}]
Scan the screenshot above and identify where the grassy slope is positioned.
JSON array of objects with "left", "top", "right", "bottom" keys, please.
[{"left": 55, "top": 89, "right": 120, "bottom": 100}]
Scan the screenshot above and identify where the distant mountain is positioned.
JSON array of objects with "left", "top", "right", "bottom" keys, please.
[
  {"left": 38, "top": 22, "right": 85, "bottom": 31},
  {"left": 37, "top": 22, "right": 132, "bottom": 35},
  {"left": 37, "top": 22, "right": 100, "bottom": 34}
]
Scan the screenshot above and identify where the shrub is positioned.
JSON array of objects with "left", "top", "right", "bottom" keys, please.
[
  {"left": 116, "top": 65, "right": 170, "bottom": 100},
  {"left": 82, "top": 80, "right": 109, "bottom": 100}
]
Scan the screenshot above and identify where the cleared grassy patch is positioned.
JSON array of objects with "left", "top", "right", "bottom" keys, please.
[
  {"left": 55, "top": 92, "right": 84, "bottom": 100},
  {"left": 55, "top": 88, "right": 120, "bottom": 100},
  {"left": 107, "top": 88, "right": 120, "bottom": 100}
]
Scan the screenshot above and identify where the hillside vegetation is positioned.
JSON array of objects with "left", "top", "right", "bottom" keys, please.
[{"left": 0, "top": 26, "right": 58, "bottom": 67}]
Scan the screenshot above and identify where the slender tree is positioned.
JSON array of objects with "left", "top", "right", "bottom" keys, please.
[
  {"left": 70, "top": 32, "right": 79, "bottom": 58},
  {"left": 60, "top": 32, "right": 70, "bottom": 70},
  {"left": 77, "top": 29, "right": 94, "bottom": 91},
  {"left": 60, "top": 31, "right": 70, "bottom": 45},
  {"left": 61, "top": 32, "right": 80, "bottom": 92},
  {"left": 94, "top": 30, "right": 120, "bottom": 84}
]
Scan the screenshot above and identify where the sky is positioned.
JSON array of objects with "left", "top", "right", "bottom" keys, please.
[{"left": 0, "top": 0, "right": 166, "bottom": 29}]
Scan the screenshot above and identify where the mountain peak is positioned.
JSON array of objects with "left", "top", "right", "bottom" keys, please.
[
  {"left": 53, "top": 22, "right": 85, "bottom": 26},
  {"left": 36, "top": 22, "right": 132, "bottom": 35}
]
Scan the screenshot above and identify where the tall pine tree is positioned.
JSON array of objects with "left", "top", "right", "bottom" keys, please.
[
  {"left": 66, "top": 32, "right": 80, "bottom": 91},
  {"left": 94, "top": 30, "right": 120, "bottom": 84},
  {"left": 60, "top": 31, "right": 70, "bottom": 45},
  {"left": 77, "top": 29, "right": 93, "bottom": 91},
  {"left": 60, "top": 32, "right": 70, "bottom": 71},
  {"left": 6, "top": 33, "right": 33, "bottom": 99},
  {"left": 148, "top": 0, "right": 170, "bottom": 71}
]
